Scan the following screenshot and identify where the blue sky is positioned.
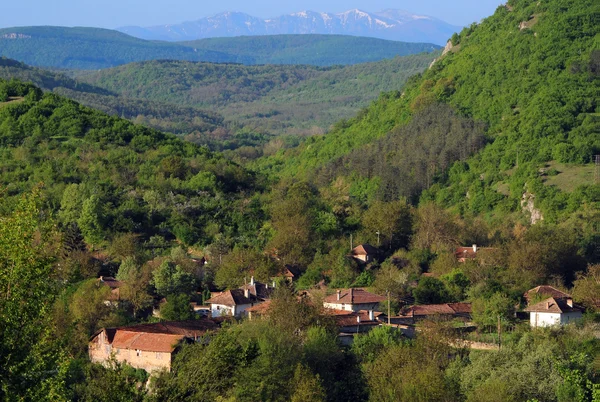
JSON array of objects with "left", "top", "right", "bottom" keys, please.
[{"left": 2, "top": 0, "right": 503, "bottom": 29}]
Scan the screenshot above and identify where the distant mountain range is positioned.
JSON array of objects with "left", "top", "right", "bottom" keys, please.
[{"left": 118, "top": 9, "right": 462, "bottom": 46}]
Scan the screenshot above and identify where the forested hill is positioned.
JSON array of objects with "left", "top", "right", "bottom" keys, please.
[
  {"left": 259, "top": 0, "right": 600, "bottom": 222},
  {"left": 0, "top": 78, "right": 265, "bottom": 249},
  {"left": 0, "top": 27, "right": 439, "bottom": 69},
  {"left": 180, "top": 34, "right": 440, "bottom": 66},
  {"left": 75, "top": 53, "right": 437, "bottom": 135},
  {"left": 0, "top": 57, "right": 227, "bottom": 138}
]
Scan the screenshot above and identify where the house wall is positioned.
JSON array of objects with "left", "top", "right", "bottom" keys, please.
[
  {"left": 530, "top": 312, "right": 568, "bottom": 327},
  {"left": 560, "top": 311, "right": 583, "bottom": 325},
  {"left": 324, "top": 302, "right": 380, "bottom": 312},
  {"left": 89, "top": 332, "right": 173, "bottom": 372},
  {"left": 211, "top": 303, "right": 254, "bottom": 318},
  {"left": 112, "top": 348, "right": 172, "bottom": 372}
]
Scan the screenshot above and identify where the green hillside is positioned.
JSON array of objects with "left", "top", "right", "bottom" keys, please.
[
  {"left": 260, "top": 0, "right": 600, "bottom": 223},
  {"left": 0, "top": 26, "right": 244, "bottom": 69},
  {"left": 77, "top": 53, "right": 437, "bottom": 135},
  {"left": 181, "top": 34, "right": 441, "bottom": 65},
  {"left": 0, "top": 57, "right": 228, "bottom": 138},
  {"left": 0, "top": 78, "right": 263, "bottom": 249}
]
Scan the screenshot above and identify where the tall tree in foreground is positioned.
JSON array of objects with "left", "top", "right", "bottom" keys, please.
[{"left": 0, "top": 189, "right": 62, "bottom": 400}]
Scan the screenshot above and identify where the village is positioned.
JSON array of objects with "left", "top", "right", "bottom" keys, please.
[{"left": 89, "top": 243, "right": 589, "bottom": 374}]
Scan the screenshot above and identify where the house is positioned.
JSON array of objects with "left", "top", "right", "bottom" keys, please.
[
  {"left": 454, "top": 244, "right": 496, "bottom": 262},
  {"left": 205, "top": 288, "right": 261, "bottom": 318},
  {"left": 524, "top": 297, "right": 584, "bottom": 327},
  {"left": 323, "top": 288, "right": 385, "bottom": 312},
  {"left": 326, "top": 309, "right": 380, "bottom": 345},
  {"left": 238, "top": 276, "right": 273, "bottom": 301},
  {"left": 524, "top": 285, "right": 571, "bottom": 304},
  {"left": 97, "top": 276, "right": 123, "bottom": 304},
  {"left": 246, "top": 299, "right": 273, "bottom": 320},
  {"left": 350, "top": 244, "right": 380, "bottom": 264},
  {"left": 279, "top": 265, "right": 301, "bottom": 283},
  {"left": 89, "top": 319, "right": 218, "bottom": 372},
  {"left": 400, "top": 302, "right": 472, "bottom": 322}
]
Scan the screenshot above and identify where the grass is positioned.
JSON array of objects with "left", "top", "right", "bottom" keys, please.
[
  {"left": 0, "top": 96, "right": 24, "bottom": 108},
  {"left": 542, "top": 161, "right": 596, "bottom": 192}
]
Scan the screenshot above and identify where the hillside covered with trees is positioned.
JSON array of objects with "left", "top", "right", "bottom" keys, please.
[{"left": 0, "top": 27, "right": 439, "bottom": 69}]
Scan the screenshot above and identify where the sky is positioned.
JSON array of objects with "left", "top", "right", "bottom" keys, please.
[{"left": 1, "top": 0, "right": 504, "bottom": 29}]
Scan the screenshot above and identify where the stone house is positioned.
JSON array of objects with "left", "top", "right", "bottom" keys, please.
[
  {"left": 524, "top": 297, "right": 584, "bottom": 327},
  {"left": 89, "top": 319, "right": 218, "bottom": 372},
  {"left": 323, "top": 288, "right": 385, "bottom": 312}
]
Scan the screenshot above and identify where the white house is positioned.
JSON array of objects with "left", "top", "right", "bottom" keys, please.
[
  {"left": 323, "top": 288, "right": 385, "bottom": 312},
  {"left": 524, "top": 297, "right": 584, "bottom": 327},
  {"left": 205, "top": 288, "right": 260, "bottom": 318}
]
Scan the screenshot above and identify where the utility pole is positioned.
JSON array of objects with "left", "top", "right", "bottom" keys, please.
[
  {"left": 350, "top": 233, "right": 353, "bottom": 251},
  {"left": 376, "top": 231, "right": 380, "bottom": 247},
  {"left": 497, "top": 315, "right": 502, "bottom": 350},
  {"left": 387, "top": 290, "right": 391, "bottom": 325}
]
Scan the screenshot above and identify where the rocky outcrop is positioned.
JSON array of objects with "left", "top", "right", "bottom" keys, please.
[{"left": 521, "top": 192, "right": 544, "bottom": 224}]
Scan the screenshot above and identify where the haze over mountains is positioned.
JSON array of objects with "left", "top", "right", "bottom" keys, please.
[{"left": 118, "top": 9, "right": 462, "bottom": 46}]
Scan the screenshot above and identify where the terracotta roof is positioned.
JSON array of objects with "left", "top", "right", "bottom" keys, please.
[
  {"left": 323, "top": 288, "right": 386, "bottom": 305},
  {"left": 524, "top": 286, "right": 571, "bottom": 303},
  {"left": 524, "top": 297, "right": 583, "bottom": 314},
  {"left": 239, "top": 280, "right": 273, "bottom": 301},
  {"left": 351, "top": 244, "right": 380, "bottom": 256},
  {"left": 331, "top": 310, "right": 379, "bottom": 327},
  {"left": 205, "top": 289, "right": 258, "bottom": 306},
  {"left": 401, "top": 302, "right": 472, "bottom": 317},
  {"left": 94, "top": 318, "right": 219, "bottom": 353},
  {"left": 455, "top": 246, "right": 477, "bottom": 259},
  {"left": 98, "top": 276, "right": 123, "bottom": 289},
  {"left": 245, "top": 300, "right": 272, "bottom": 314},
  {"left": 282, "top": 265, "right": 301, "bottom": 278},
  {"left": 112, "top": 331, "right": 184, "bottom": 353}
]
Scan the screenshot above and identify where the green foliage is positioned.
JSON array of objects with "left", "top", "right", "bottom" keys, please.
[
  {"left": 413, "top": 276, "right": 451, "bottom": 304},
  {"left": 151, "top": 261, "right": 197, "bottom": 297},
  {"left": 0, "top": 189, "right": 61, "bottom": 400},
  {"left": 160, "top": 293, "right": 195, "bottom": 321},
  {"left": 351, "top": 326, "right": 404, "bottom": 363}
]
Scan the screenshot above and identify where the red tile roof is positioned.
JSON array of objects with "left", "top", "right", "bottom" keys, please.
[
  {"left": 323, "top": 288, "right": 386, "bottom": 305},
  {"left": 205, "top": 289, "right": 258, "bottom": 306},
  {"left": 245, "top": 300, "right": 272, "bottom": 315},
  {"left": 524, "top": 297, "right": 583, "bottom": 314},
  {"left": 524, "top": 286, "right": 571, "bottom": 303},
  {"left": 328, "top": 309, "right": 379, "bottom": 327},
  {"left": 98, "top": 276, "right": 123, "bottom": 289},
  {"left": 112, "top": 331, "right": 184, "bottom": 353},
  {"left": 351, "top": 244, "right": 380, "bottom": 256},
  {"left": 401, "top": 302, "right": 472, "bottom": 317},
  {"left": 95, "top": 319, "right": 219, "bottom": 353}
]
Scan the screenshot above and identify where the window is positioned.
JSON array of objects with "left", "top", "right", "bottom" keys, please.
[{"left": 136, "top": 349, "right": 141, "bottom": 357}]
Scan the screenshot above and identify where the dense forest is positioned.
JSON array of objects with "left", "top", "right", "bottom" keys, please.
[
  {"left": 0, "top": 0, "right": 599, "bottom": 400},
  {"left": 181, "top": 34, "right": 440, "bottom": 66},
  {"left": 0, "top": 27, "right": 439, "bottom": 69}
]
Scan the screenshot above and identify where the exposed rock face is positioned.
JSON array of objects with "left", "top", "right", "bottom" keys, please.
[
  {"left": 441, "top": 40, "right": 454, "bottom": 56},
  {"left": 521, "top": 192, "right": 544, "bottom": 224}
]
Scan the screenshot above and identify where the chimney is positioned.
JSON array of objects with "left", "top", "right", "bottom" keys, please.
[
  {"left": 369, "top": 310, "right": 374, "bottom": 321},
  {"left": 546, "top": 301, "right": 550, "bottom": 309},
  {"left": 272, "top": 280, "right": 276, "bottom": 288},
  {"left": 472, "top": 244, "right": 477, "bottom": 253},
  {"left": 244, "top": 288, "right": 249, "bottom": 298},
  {"left": 350, "top": 288, "right": 354, "bottom": 302},
  {"left": 566, "top": 298, "right": 573, "bottom": 307},
  {"left": 250, "top": 276, "right": 255, "bottom": 286},
  {"left": 337, "top": 290, "right": 341, "bottom": 301},
  {"left": 356, "top": 314, "right": 361, "bottom": 323}
]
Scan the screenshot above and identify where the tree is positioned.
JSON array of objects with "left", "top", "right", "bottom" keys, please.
[
  {"left": 0, "top": 190, "right": 62, "bottom": 399},
  {"left": 413, "top": 276, "right": 451, "bottom": 304},
  {"left": 160, "top": 294, "right": 194, "bottom": 321},
  {"left": 361, "top": 199, "right": 413, "bottom": 250},
  {"left": 471, "top": 292, "right": 515, "bottom": 332},
  {"left": 152, "top": 261, "right": 196, "bottom": 297},
  {"left": 214, "top": 247, "right": 278, "bottom": 289},
  {"left": 571, "top": 264, "right": 600, "bottom": 312},
  {"left": 290, "top": 364, "right": 326, "bottom": 402},
  {"left": 411, "top": 202, "right": 461, "bottom": 253},
  {"left": 78, "top": 194, "right": 105, "bottom": 247}
]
